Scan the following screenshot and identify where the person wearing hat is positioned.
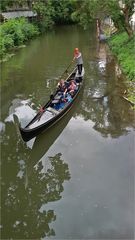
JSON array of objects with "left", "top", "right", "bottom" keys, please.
[{"left": 73, "top": 48, "right": 83, "bottom": 76}]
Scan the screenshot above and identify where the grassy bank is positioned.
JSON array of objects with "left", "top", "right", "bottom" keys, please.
[
  {"left": 108, "top": 32, "right": 135, "bottom": 105},
  {"left": 0, "top": 18, "right": 39, "bottom": 62}
]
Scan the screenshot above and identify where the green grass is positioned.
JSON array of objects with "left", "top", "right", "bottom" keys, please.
[
  {"left": 108, "top": 32, "right": 135, "bottom": 81},
  {"left": 108, "top": 32, "right": 135, "bottom": 105}
]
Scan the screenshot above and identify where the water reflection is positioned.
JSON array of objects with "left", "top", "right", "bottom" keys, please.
[
  {"left": 96, "top": 42, "right": 107, "bottom": 74},
  {"left": 1, "top": 122, "right": 70, "bottom": 239},
  {"left": 2, "top": 149, "right": 70, "bottom": 239},
  {"left": 76, "top": 42, "right": 135, "bottom": 138}
]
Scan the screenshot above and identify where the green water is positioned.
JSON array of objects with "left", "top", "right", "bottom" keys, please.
[{"left": 1, "top": 25, "right": 134, "bottom": 239}]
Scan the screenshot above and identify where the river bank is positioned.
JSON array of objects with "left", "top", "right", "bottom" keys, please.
[{"left": 108, "top": 32, "right": 135, "bottom": 106}]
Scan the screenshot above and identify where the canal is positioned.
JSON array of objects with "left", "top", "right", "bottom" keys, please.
[{"left": 1, "top": 25, "right": 134, "bottom": 239}]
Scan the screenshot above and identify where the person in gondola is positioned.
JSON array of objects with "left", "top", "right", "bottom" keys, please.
[
  {"left": 73, "top": 48, "right": 83, "bottom": 80},
  {"left": 57, "top": 79, "right": 69, "bottom": 97},
  {"left": 57, "top": 79, "right": 69, "bottom": 96},
  {"left": 67, "top": 79, "right": 78, "bottom": 96}
]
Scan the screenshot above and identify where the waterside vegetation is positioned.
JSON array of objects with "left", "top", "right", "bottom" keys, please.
[
  {"left": 108, "top": 32, "right": 135, "bottom": 105},
  {"left": 0, "top": 18, "right": 39, "bottom": 61},
  {"left": 108, "top": 32, "right": 135, "bottom": 81}
]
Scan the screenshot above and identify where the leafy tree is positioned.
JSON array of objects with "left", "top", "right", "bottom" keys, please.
[
  {"left": 118, "top": 0, "right": 134, "bottom": 37},
  {"left": 0, "top": 0, "right": 14, "bottom": 11},
  {"left": 32, "top": 0, "right": 55, "bottom": 32},
  {"left": 1, "top": 0, "right": 29, "bottom": 10},
  {"left": 103, "top": 0, "right": 134, "bottom": 37},
  {"left": 51, "top": 0, "right": 76, "bottom": 24},
  {"left": 71, "top": 0, "right": 107, "bottom": 29},
  {"left": 71, "top": 0, "right": 134, "bottom": 37}
]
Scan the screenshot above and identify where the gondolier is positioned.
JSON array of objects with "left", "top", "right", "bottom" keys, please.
[{"left": 73, "top": 48, "right": 83, "bottom": 76}]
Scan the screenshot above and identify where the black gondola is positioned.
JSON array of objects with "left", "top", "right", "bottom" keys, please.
[{"left": 18, "top": 67, "right": 84, "bottom": 142}]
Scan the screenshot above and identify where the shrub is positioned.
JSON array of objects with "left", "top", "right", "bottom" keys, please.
[
  {"left": 0, "top": 37, "right": 6, "bottom": 57},
  {"left": 0, "top": 18, "right": 39, "bottom": 59},
  {"left": 19, "top": 18, "right": 39, "bottom": 40}
]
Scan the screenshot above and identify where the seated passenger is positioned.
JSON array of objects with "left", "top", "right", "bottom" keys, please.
[
  {"left": 52, "top": 92, "right": 73, "bottom": 110},
  {"left": 57, "top": 79, "right": 69, "bottom": 96},
  {"left": 68, "top": 79, "right": 77, "bottom": 96}
]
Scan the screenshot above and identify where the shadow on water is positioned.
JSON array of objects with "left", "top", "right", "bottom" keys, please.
[{"left": 1, "top": 89, "right": 83, "bottom": 239}]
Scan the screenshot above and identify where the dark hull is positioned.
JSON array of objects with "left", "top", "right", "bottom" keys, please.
[{"left": 19, "top": 68, "right": 84, "bottom": 142}]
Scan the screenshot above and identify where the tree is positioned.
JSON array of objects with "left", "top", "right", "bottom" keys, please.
[
  {"left": 32, "top": 1, "right": 55, "bottom": 32},
  {"left": 104, "top": 0, "right": 134, "bottom": 37},
  {"left": 118, "top": 0, "right": 134, "bottom": 37},
  {"left": 51, "top": 0, "right": 76, "bottom": 24},
  {"left": 1, "top": 0, "right": 14, "bottom": 11},
  {"left": 71, "top": 0, "right": 134, "bottom": 37}
]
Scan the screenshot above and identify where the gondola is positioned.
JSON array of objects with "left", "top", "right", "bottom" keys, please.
[{"left": 18, "top": 66, "right": 84, "bottom": 142}]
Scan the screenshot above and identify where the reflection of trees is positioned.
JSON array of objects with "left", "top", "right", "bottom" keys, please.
[
  {"left": 1, "top": 123, "right": 70, "bottom": 239},
  {"left": 79, "top": 93, "right": 134, "bottom": 138},
  {"left": 76, "top": 42, "right": 135, "bottom": 138}
]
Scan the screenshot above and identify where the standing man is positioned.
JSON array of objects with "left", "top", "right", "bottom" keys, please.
[{"left": 73, "top": 48, "right": 83, "bottom": 76}]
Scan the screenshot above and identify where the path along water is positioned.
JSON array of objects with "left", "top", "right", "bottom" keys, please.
[{"left": 1, "top": 25, "right": 134, "bottom": 239}]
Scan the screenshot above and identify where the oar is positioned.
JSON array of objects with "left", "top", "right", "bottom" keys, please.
[
  {"left": 49, "top": 60, "right": 74, "bottom": 100},
  {"left": 59, "top": 60, "right": 74, "bottom": 80},
  {"left": 38, "top": 61, "right": 74, "bottom": 117}
]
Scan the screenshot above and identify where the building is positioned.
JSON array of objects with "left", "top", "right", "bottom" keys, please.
[{"left": 0, "top": 10, "right": 37, "bottom": 22}]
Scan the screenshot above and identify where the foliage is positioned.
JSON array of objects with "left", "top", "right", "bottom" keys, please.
[
  {"left": 19, "top": 18, "right": 39, "bottom": 40},
  {"left": 71, "top": 0, "right": 99, "bottom": 29},
  {"left": 51, "top": 0, "right": 76, "bottom": 24},
  {"left": 32, "top": 0, "right": 76, "bottom": 32},
  {"left": 71, "top": 0, "right": 134, "bottom": 36},
  {"left": 105, "top": 0, "right": 134, "bottom": 36},
  {"left": 32, "top": 1, "right": 55, "bottom": 32},
  {"left": 108, "top": 32, "right": 135, "bottom": 80},
  {"left": 0, "top": 0, "right": 28, "bottom": 11},
  {"left": 0, "top": 18, "right": 39, "bottom": 58},
  {"left": 1, "top": 0, "right": 14, "bottom": 11}
]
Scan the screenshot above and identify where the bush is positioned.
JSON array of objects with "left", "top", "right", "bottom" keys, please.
[
  {"left": 19, "top": 18, "right": 39, "bottom": 40},
  {"left": 1, "top": 19, "right": 25, "bottom": 45},
  {"left": 0, "top": 37, "right": 6, "bottom": 57},
  {"left": 0, "top": 18, "right": 39, "bottom": 58},
  {"left": 33, "top": 1, "right": 54, "bottom": 33}
]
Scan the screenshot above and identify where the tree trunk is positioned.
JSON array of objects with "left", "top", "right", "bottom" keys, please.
[
  {"left": 124, "top": 23, "right": 133, "bottom": 38},
  {"left": 123, "top": 4, "right": 133, "bottom": 37}
]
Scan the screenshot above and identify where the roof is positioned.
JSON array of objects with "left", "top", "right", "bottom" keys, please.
[{"left": 1, "top": 11, "right": 37, "bottom": 19}]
